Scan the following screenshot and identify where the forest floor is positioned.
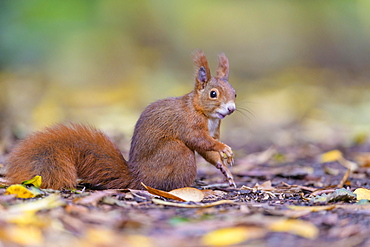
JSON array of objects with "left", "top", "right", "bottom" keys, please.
[{"left": 1, "top": 141, "right": 370, "bottom": 247}]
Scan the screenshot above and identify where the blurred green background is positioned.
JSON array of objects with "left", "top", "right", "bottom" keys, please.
[{"left": 1, "top": 0, "right": 370, "bottom": 153}]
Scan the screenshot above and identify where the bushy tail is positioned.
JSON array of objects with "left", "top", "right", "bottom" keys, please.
[{"left": 6, "top": 123, "right": 131, "bottom": 189}]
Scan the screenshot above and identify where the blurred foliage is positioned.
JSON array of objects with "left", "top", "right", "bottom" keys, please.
[{"left": 1, "top": 0, "right": 370, "bottom": 149}]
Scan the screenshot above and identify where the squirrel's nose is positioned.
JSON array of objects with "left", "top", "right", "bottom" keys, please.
[{"left": 227, "top": 106, "right": 235, "bottom": 115}]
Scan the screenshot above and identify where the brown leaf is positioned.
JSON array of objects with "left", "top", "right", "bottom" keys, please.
[
  {"left": 141, "top": 183, "right": 185, "bottom": 202},
  {"left": 152, "top": 198, "right": 234, "bottom": 208},
  {"left": 141, "top": 183, "right": 204, "bottom": 202},
  {"left": 170, "top": 187, "right": 204, "bottom": 202}
]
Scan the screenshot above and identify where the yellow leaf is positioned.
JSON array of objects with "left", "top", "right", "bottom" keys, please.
[
  {"left": 288, "top": 205, "right": 335, "bottom": 212},
  {"left": 354, "top": 188, "right": 370, "bottom": 201},
  {"left": 320, "top": 150, "right": 343, "bottom": 163},
  {"left": 268, "top": 219, "right": 318, "bottom": 239},
  {"left": 126, "top": 235, "right": 153, "bottom": 247},
  {"left": 8, "top": 194, "right": 65, "bottom": 214},
  {"left": 7, "top": 213, "right": 47, "bottom": 227},
  {"left": 202, "top": 226, "right": 265, "bottom": 246},
  {"left": 22, "top": 175, "right": 42, "bottom": 188},
  {"left": 0, "top": 226, "right": 43, "bottom": 245},
  {"left": 5, "top": 185, "right": 37, "bottom": 198},
  {"left": 84, "top": 228, "right": 116, "bottom": 245}
]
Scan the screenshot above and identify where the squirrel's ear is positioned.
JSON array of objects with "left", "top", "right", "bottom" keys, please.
[
  {"left": 216, "top": 53, "right": 229, "bottom": 80},
  {"left": 193, "top": 50, "right": 211, "bottom": 89}
]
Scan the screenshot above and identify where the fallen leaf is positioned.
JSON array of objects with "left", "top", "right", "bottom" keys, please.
[
  {"left": 142, "top": 183, "right": 204, "bottom": 202},
  {"left": 319, "top": 150, "right": 358, "bottom": 170},
  {"left": 320, "top": 150, "right": 343, "bottom": 163},
  {"left": 288, "top": 205, "right": 335, "bottom": 212},
  {"left": 336, "top": 204, "right": 370, "bottom": 210},
  {"left": 202, "top": 226, "right": 266, "bottom": 246},
  {"left": 256, "top": 180, "right": 275, "bottom": 191},
  {"left": 126, "top": 234, "right": 153, "bottom": 247},
  {"left": 8, "top": 194, "right": 65, "bottom": 214},
  {"left": 268, "top": 219, "right": 319, "bottom": 239},
  {"left": 152, "top": 198, "right": 234, "bottom": 208},
  {"left": 310, "top": 188, "right": 356, "bottom": 203},
  {"left": 169, "top": 187, "right": 204, "bottom": 202},
  {"left": 354, "top": 188, "right": 370, "bottom": 201},
  {"left": 5, "top": 184, "right": 42, "bottom": 199},
  {"left": 141, "top": 183, "right": 185, "bottom": 201},
  {"left": 0, "top": 225, "right": 43, "bottom": 245},
  {"left": 22, "top": 175, "right": 42, "bottom": 188},
  {"left": 323, "top": 166, "right": 340, "bottom": 175},
  {"left": 354, "top": 152, "right": 370, "bottom": 167}
]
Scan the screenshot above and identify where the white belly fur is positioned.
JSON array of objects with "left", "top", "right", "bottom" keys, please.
[{"left": 208, "top": 119, "right": 220, "bottom": 138}]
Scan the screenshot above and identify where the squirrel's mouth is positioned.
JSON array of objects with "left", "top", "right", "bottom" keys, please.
[{"left": 215, "top": 112, "right": 226, "bottom": 119}]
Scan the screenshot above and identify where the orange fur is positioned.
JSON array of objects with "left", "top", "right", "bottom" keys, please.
[
  {"left": 6, "top": 51, "right": 237, "bottom": 191},
  {"left": 6, "top": 124, "right": 131, "bottom": 189}
]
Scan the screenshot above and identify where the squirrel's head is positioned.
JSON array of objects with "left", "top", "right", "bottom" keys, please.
[{"left": 193, "top": 50, "right": 236, "bottom": 119}]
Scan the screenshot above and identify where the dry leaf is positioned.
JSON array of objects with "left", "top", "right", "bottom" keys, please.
[
  {"left": 8, "top": 194, "right": 65, "bottom": 214},
  {"left": 142, "top": 183, "right": 204, "bottom": 202},
  {"left": 152, "top": 198, "right": 234, "bottom": 208},
  {"left": 141, "top": 183, "right": 185, "bottom": 201},
  {"left": 288, "top": 205, "right": 335, "bottom": 212},
  {"left": 240, "top": 180, "right": 276, "bottom": 192},
  {"left": 0, "top": 225, "right": 43, "bottom": 245},
  {"left": 256, "top": 180, "right": 275, "bottom": 191},
  {"left": 320, "top": 150, "right": 343, "bottom": 163},
  {"left": 319, "top": 150, "right": 358, "bottom": 170},
  {"left": 354, "top": 152, "right": 370, "bottom": 167},
  {"left": 268, "top": 219, "right": 319, "bottom": 239},
  {"left": 202, "top": 226, "right": 266, "bottom": 246},
  {"left": 125, "top": 235, "right": 153, "bottom": 247},
  {"left": 354, "top": 188, "right": 370, "bottom": 201},
  {"left": 310, "top": 188, "right": 356, "bottom": 203},
  {"left": 169, "top": 187, "right": 204, "bottom": 202}
]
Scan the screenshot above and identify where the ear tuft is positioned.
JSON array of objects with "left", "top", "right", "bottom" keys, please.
[
  {"left": 216, "top": 53, "right": 229, "bottom": 80},
  {"left": 193, "top": 50, "right": 211, "bottom": 88}
]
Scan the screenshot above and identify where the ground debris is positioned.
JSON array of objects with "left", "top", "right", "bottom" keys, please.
[{"left": 2, "top": 144, "right": 370, "bottom": 246}]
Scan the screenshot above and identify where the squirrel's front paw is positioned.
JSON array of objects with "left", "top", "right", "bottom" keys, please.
[{"left": 219, "top": 144, "right": 234, "bottom": 166}]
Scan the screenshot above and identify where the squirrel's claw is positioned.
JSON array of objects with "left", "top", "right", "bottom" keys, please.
[
  {"left": 229, "top": 178, "right": 237, "bottom": 188},
  {"left": 219, "top": 144, "right": 234, "bottom": 166},
  {"left": 225, "top": 171, "right": 236, "bottom": 188},
  {"left": 226, "top": 156, "right": 234, "bottom": 166},
  {"left": 215, "top": 161, "right": 236, "bottom": 188}
]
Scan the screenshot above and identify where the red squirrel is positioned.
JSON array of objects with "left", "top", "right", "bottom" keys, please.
[{"left": 6, "top": 51, "right": 237, "bottom": 191}]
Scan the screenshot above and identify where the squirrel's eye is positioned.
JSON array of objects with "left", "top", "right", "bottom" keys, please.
[{"left": 210, "top": 90, "right": 217, "bottom": 98}]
